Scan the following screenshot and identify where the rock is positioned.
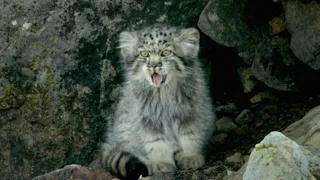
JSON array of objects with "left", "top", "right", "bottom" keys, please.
[
  {"left": 225, "top": 152, "right": 242, "bottom": 163},
  {"left": 268, "top": 15, "right": 286, "bottom": 34},
  {"left": 212, "top": 133, "right": 228, "bottom": 143},
  {"left": 197, "top": 0, "right": 266, "bottom": 48},
  {"left": 198, "top": 0, "right": 299, "bottom": 91},
  {"left": 224, "top": 108, "right": 320, "bottom": 180},
  {"left": 0, "top": 0, "right": 209, "bottom": 179},
  {"left": 283, "top": 105, "right": 320, "bottom": 149},
  {"left": 203, "top": 166, "right": 226, "bottom": 175},
  {"left": 191, "top": 173, "right": 199, "bottom": 180},
  {"left": 217, "top": 116, "right": 238, "bottom": 133},
  {"left": 235, "top": 109, "right": 253, "bottom": 125},
  {"left": 243, "top": 155, "right": 250, "bottom": 162},
  {"left": 302, "top": 146, "right": 320, "bottom": 180},
  {"left": 32, "top": 164, "right": 115, "bottom": 180},
  {"left": 237, "top": 67, "right": 258, "bottom": 93},
  {"left": 249, "top": 91, "right": 274, "bottom": 104},
  {"left": 223, "top": 162, "right": 247, "bottom": 180},
  {"left": 261, "top": 113, "right": 272, "bottom": 121},
  {"left": 250, "top": 36, "right": 297, "bottom": 91},
  {"left": 283, "top": 0, "right": 320, "bottom": 70},
  {"left": 215, "top": 102, "right": 239, "bottom": 115},
  {"left": 141, "top": 177, "right": 151, "bottom": 180},
  {"left": 310, "top": 166, "right": 320, "bottom": 180},
  {"left": 176, "top": 165, "right": 228, "bottom": 180},
  {"left": 149, "top": 173, "right": 174, "bottom": 180},
  {"left": 243, "top": 131, "right": 311, "bottom": 180},
  {"left": 235, "top": 125, "right": 249, "bottom": 135}
]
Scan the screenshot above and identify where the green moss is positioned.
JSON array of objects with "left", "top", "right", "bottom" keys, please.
[
  {"left": 24, "top": 28, "right": 38, "bottom": 34},
  {"left": 52, "top": 35, "right": 58, "bottom": 42},
  {"left": 255, "top": 144, "right": 274, "bottom": 151},
  {"left": 0, "top": 85, "right": 25, "bottom": 108},
  {"left": 25, "top": 141, "right": 68, "bottom": 177}
]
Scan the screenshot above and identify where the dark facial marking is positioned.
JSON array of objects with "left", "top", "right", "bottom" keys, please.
[{"left": 173, "top": 60, "right": 182, "bottom": 71}]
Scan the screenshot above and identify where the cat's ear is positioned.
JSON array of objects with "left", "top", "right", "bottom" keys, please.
[
  {"left": 174, "top": 28, "right": 200, "bottom": 58},
  {"left": 118, "top": 31, "right": 139, "bottom": 60}
]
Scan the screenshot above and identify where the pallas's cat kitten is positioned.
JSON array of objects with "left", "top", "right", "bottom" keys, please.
[{"left": 101, "top": 24, "right": 216, "bottom": 180}]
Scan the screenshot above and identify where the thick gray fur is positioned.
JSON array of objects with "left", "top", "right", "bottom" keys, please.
[{"left": 101, "top": 24, "right": 216, "bottom": 177}]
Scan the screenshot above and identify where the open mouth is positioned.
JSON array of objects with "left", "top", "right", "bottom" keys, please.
[{"left": 151, "top": 73, "right": 167, "bottom": 86}]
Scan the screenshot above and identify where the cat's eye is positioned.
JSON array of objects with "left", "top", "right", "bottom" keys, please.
[
  {"left": 140, "top": 51, "right": 149, "bottom": 57},
  {"left": 160, "top": 50, "right": 171, "bottom": 57}
]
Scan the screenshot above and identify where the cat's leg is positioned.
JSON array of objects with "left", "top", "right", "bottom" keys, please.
[
  {"left": 175, "top": 130, "right": 206, "bottom": 170},
  {"left": 143, "top": 134, "right": 177, "bottom": 174}
]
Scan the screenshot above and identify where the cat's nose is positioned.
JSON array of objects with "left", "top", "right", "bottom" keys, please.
[{"left": 148, "top": 61, "right": 162, "bottom": 68}]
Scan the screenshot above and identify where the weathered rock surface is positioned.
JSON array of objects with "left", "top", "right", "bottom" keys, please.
[
  {"left": 243, "top": 131, "right": 311, "bottom": 180},
  {"left": 225, "top": 152, "right": 242, "bottom": 163},
  {"left": 237, "top": 67, "right": 258, "bottom": 93},
  {"left": 235, "top": 109, "right": 253, "bottom": 125},
  {"left": 249, "top": 91, "right": 275, "bottom": 104},
  {"left": 283, "top": 0, "right": 320, "bottom": 70},
  {"left": 32, "top": 164, "right": 114, "bottom": 180},
  {"left": 217, "top": 116, "right": 238, "bottom": 133},
  {"left": 0, "top": 0, "right": 210, "bottom": 179},
  {"left": 250, "top": 36, "right": 297, "bottom": 91},
  {"left": 224, "top": 106, "right": 320, "bottom": 180},
  {"left": 197, "top": 0, "right": 267, "bottom": 48},
  {"left": 198, "top": 0, "right": 320, "bottom": 91},
  {"left": 283, "top": 105, "right": 320, "bottom": 179},
  {"left": 283, "top": 105, "right": 320, "bottom": 148}
]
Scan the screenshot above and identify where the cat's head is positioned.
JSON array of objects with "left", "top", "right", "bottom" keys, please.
[{"left": 118, "top": 25, "right": 200, "bottom": 87}]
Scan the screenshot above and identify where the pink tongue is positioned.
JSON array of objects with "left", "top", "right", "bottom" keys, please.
[{"left": 152, "top": 73, "right": 162, "bottom": 86}]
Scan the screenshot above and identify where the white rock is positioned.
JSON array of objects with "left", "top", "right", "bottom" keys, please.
[{"left": 243, "top": 131, "right": 310, "bottom": 180}]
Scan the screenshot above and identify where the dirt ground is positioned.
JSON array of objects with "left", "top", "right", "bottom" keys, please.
[{"left": 173, "top": 92, "right": 320, "bottom": 180}]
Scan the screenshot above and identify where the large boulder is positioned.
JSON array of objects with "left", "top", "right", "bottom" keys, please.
[
  {"left": 283, "top": 0, "right": 320, "bottom": 70},
  {"left": 283, "top": 105, "right": 320, "bottom": 148},
  {"left": 223, "top": 106, "right": 320, "bottom": 180},
  {"left": 0, "top": 0, "right": 209, "bottom": 179},
  {"left": 198, "top": 0, "right": 320, "bottom": 91},
  {"left": 243, "top": 131, "right": 311, "bottom": 180}
]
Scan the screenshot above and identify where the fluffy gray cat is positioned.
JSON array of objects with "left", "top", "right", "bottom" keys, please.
[{"left": 101, "top": 24, "right": 216, "bottom": 180}]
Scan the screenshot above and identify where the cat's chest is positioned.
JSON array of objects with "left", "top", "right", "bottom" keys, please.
[
  {"left": 138, "top": 93, "right": 194, "bottom": 126},
  {"left": 140, "top": 94, "right": 186, "bottom": 117}
]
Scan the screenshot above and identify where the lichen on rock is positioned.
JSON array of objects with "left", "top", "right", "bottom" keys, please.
[
  {"left": 0, "top": 0, "right": 211, "bottom": 179},
  {"left": 243, "top": 131, "right": 311, "bottom": 180}
]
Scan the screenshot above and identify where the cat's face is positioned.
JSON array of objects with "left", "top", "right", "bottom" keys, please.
[{"left": 119, "top": 25, "right": 200, "bottom": 87}]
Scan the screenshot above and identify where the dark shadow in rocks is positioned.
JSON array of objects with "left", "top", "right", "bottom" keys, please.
[{"left": 243, "top": 0, "right": 283, "bottom": 28}]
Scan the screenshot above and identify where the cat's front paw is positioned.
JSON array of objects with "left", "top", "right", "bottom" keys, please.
[{"left": 177, "top": 155, "right": 205, "bottom": 170}]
